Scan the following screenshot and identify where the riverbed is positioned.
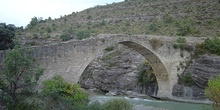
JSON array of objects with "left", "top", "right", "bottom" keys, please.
[{"left": 90, "top": 95, "right": 212, "bottom": 110}]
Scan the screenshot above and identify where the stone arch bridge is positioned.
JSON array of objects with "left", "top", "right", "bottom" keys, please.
[{"left": 0, "top": 34, "right": 205, "bottom": 98}]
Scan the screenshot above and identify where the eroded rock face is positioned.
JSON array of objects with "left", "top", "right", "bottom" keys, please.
[
  {"left": 187, "top": 55, "right": 220, "bottom": 89},
  {"left": 79, "top": 44, "right": 154, "bottom": 95},
  {"left": 173, "top": 54, "right": 220, "bottom": 100},
  {"left": 172, "top": 84, "right": 206, "bottom": 100}
]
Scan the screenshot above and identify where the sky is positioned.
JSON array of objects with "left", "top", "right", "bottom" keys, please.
[{"left": 0, "top": 0, "right": 123, "bottom": 27}]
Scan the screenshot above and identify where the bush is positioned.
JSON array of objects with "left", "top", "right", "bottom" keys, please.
[
  {"left": 196, "top": 37, "right": 220, "bottom": 55},
  {"left": 176, "top": 37, "right": 186, "bottom": 44},
  {"left": 103, "top": 99, "right": 133, "bottom": 110},
  {"left": 163, "top": 15, "right": 173, "bottom": 24},
  {"left": 176, "top": 18, "right": 200, "bottom": 36},
  {"left": 104, "top": 46, "right": 114, "bottom": 52},
  {"left": 178, "top": 73, "right": 195, "bottom": 86},
  {"left": 203, "top": 38, "right": 220, "bottom": 55},
  {"left": 205, "top": 75, "right": 220, "bottom": 110},
  {"left": 41, "top": 75, "right": 89, "bottom": 110},
  {"left": 177, "top": 23, "right": 192, "bottom": 36},
  {"left": 173, "top": 37, "right": 192, "bottom": 51},
  {"left": 60, "top": 33, "right": 73, "bottom": 41},
  {"left": 46, "top": 27, "right": 51, "bottom": 33},
  {"left": 76, "top": 30, "right": 90, "bottom": 40},
  {"left": 148, "top": 20, "right": 159, "bottom": 32}
]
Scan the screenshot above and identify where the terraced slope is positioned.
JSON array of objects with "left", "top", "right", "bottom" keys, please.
[{"left": 21, "top": 0, "right": 220, "bottom": 43}]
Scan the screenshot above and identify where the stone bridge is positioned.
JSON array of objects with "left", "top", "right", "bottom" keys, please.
[{"left": 0, "top": 34, "right": 205, "bottom": 98}]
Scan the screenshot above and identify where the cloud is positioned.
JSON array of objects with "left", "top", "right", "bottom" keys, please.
[{"left": 0, "top": 0, "right": 123, "bottom": 27}]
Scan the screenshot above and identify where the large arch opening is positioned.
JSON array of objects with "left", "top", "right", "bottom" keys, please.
[{"left": 78, "top": 39, "right": 171, "bottom": 97}]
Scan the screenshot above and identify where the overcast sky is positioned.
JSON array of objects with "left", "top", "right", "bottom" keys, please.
[{"left": 0, "top": 0, "right": 123, "bottom": 27}]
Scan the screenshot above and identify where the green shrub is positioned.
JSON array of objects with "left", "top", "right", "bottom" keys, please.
[
  {"left": 60, "top": 33, "right": 72, "bottom": 41},
  {"left": 29, "top": 41, "right": 37, "bottom": 46},
  {"left": 196, "top": 37, "right": 220, "bottom": 55},
  {"left": 176, "top": 18, "right": 194, "bottom": 36},
  {"left": 76, "top": 30, "right": 90, "bottom": 40},
  {"left": 46, "top": 27, "right": 51, "bottom": 33},
  {"left": 177, "top": 23, "right": 192, "bottom": 36},
  {"left": 163, "top": 15, "right": 173, "bottom": 24},
  {"left": 203, "top": 38, "right": 220, "bottom": 55},
  {"left": 148, "top": 21, "right": 159, "bottom": 32},
  {"left": 87, "top": 15, "right": 92, "bottom": 19},
  {"left": 41, "top": 75, "right": 89, "bottom": 110},
  {"left": 176, "top": 18, "right": 200, "bottom": 36},
  {"left": 104, "top": 46, "right": 114, "bottom": 52},
  {"left": 173, "top": 37, "right": 192, "bottom": 51},
  {"left": 178, "top": 73, "right": 195, "bottom": 86},
  {"left": 205, "top": 75, "right": 220, "bottom": 110},
  {"left": 103, "top": 99, "right": 133, "bottom": 110},
  {"left": 176, "top": 37, "right": 186, "bottom": 43},
  {"left": 32, "top": 33, "right": 38, "bottom": 39}
]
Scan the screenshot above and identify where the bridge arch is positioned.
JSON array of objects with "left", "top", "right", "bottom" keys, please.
[
  {"left": 17, "top": 34, "right": 184, "bottom": 98},
  {"left": 66, "top": 35, "right": 173, "bottom": 97}
]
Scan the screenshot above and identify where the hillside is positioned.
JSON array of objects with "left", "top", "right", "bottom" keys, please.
[{"left": 20, "top": 0, "right": 220, "bottom": 45}]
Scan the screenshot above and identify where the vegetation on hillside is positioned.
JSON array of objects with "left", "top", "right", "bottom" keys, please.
[{"left": 21, "top": 0, "right": 220, "bottom": 42}]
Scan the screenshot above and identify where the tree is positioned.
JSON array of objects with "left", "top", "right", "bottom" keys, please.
[
  {"left": 205, "top": 76, "right": 220, "bottom": 110},
  {"left": 0, "top": 45, "right": 44, "bottom": 109},
  {"left": 0, "top": 23, "right": 15, "bottom": 50},
  {"left": 30, "top": 17, "right": 38, "bottom": 26},
  {"left": 41, "top": 75, "right": 89, "bottom": 110},
  {"left": 48, "top": 17, "right": 52, "bottom": 21}
]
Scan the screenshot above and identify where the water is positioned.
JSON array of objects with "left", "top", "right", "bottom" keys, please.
[{"left": 90, "top": 95, "right": 212, "bottom": 110}]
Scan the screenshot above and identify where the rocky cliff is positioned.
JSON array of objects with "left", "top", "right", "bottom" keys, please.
[{"left": 172, "top": 54, "right": 220, "bottom": 100}]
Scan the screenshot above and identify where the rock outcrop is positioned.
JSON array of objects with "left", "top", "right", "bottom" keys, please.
[{"left": 172, "top": 54, "right": 220, "bottom": 100}]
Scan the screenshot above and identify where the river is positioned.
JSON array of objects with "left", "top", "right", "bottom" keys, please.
[{"left": 90, "top": 95, "right": 212, "bottom": 110}]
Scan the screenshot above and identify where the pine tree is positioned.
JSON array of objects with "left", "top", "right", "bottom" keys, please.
[{"left": 0, "top": 45, "right": 44, "bottom": 109}]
